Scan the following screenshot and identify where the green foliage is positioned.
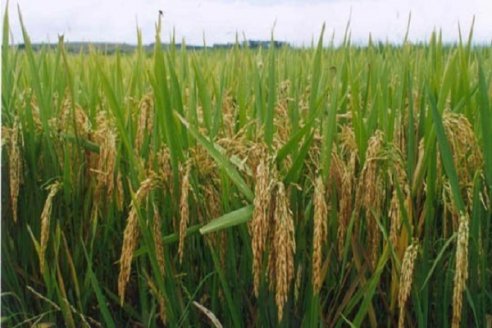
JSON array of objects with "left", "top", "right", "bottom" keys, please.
[{"left": 2, "top": 8, "right": 492, "bottom": 327}]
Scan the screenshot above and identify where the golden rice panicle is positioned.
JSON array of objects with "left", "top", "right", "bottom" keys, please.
[
  {"left": 116, "top": 171, "right": 124, "bottom": 211},
  {"left": 92, "top": 112, "right": 117, "bottom": 208},
  {"left": 153, "top": 204, "right": 165, "bottom": 277},
  {"left": 9, "top": 120, "right": 22, "bottom": 223},
  {"left": 135, "top": 94, "right": 154, "bottom": 154},
  {"left": 178, "top": 161, "right": 192, "bottom": 264},
  {"left": 398, "top": 240, "right": 419, "bottom": 328},
  {"left": 250, "top": 153, "right": 273, "bottom": 297},
  {"left": 356, "top": 130, "right": 385, "bottom": 267},
  {"left": 272, "top": 182, "right": 295, "bottom": 322},
  {"left": 118, "top": 207, "right": 139, "bottom": 304},
  {"left": 389, "top": 156, "right": 410, "bottom": 247},
  {"left": 39, "top": 181, "right": 62, "bottom": 274},
  {"left": 389, "top": 189, "right": 401, "bottom": 247},
  {"left": 442, "top": 112, "right": 483, "bottom": 204},
  {"left": 329, "top": 150, "right": 344, "bottom": 193},
  {"left": 339, "top": 125, "right": 358, "bottom": 156},
  {"left": 60, "top": 99, "right": 90, "bottom": 136},
  {"left": 118, "top": 174, "right": 159, "bottom": 304},
  {"left": 337, "top": 151, "right": 356, "bottom": 255},
  {"left": 2, "top": 126, "right": 11, "bottom": 147},
  {"left": 452, "top": 213, "right": 470, "bottom": 328},
  {"left": 158, "top": 147, "right": 172, "bottom": 186},
  {"left": 312, "top": 176, "right": 328, "bottom": 294}
]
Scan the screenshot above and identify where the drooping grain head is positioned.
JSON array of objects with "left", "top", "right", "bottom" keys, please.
[
  {"left": 339, "top": 124, "right": 358, "bottom": 157},
  {"left": 116, "top": 172, "right": 124, "bottom": 211},
  {"left": 178, "top": 161, "right": 192, "bottom": 264},
  {"left": 91, "top": 112, "right": 117, "bottom": 212},
  {"left": 329, "top": 150, "right": 344, "bottom": 197},
  {"left": 389, "top": 151, "right": 410, "bottom": 248},
  {"left": 2, "top": 126, "right": 11, "bottom": 147},
  {"left": 250, "top": 150, "right": 274, "bottom": 297},
  {"left": 452, "top": 213, "right": 470, "bottom": 328},
  {"left": 118, "top": 208, "right": 140, "bottom": 304},
  {"left": 190, "top": 144, "right": 218, "bottom": 180},
  {"left": 135, "top": 94, "right": 154, "bottom": 155},
  {"left": 59, "top": 99, "right": 90, "bottom": 136},
  {"left": 118, "top": 173, "right": 160, "bottom": 304},
  {"left": 272, "top": 181, "right": 295, "bottom": 322},
  {"left": 153, "top": 204, "right": 165, "bottom": 277},
  {"left": 398, "top": 240, "right": 419, "bottom": 328},
  {"left": 158, "top": 147, "right": 172, "bottom": 185},
  {"left": 442, "top": 112, "right": 483, "bottom": 205},
  {"left": 442, "top": 180, "right": 460, "bottom": 233},
  {"left": 273, "top": 102, "right": 292, "bottom": 149},
  {"left": 389, "top": 189, "right": 401, "bottom": 247},
  {"left": 312, "top": 176, "right": 328, "bottom": 294},
  {"left": 222, "top": 92, "right": 238, "bottom": 138},
  {"left": 28, "top": 101, "right": 43, "bottom": 133},
  {"left": 337, "top": 150, "right": 357, "bottom": 255},
  {"left": 9, "top": 120, "right": 22, "bottom": 223},
  {"left": 39, "top": 181, "right": 62, "bottom": 274},
  {"left": 356, "top": 130, "right": 385, "bottom": 267}
]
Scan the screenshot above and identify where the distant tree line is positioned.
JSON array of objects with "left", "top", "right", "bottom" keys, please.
[{"left": 14, "top": 40, "right": 290, "bottom": 54}]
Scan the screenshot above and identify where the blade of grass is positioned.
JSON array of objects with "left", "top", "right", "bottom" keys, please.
[{"left": 199, "top": 205, "right": 253, "bottom": 235}]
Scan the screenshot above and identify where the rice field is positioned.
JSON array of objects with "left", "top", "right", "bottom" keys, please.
[{"left": 2, "top": 10, "right": 492, "bottom": 328}]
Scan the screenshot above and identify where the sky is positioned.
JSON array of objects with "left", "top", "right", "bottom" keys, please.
[{"left": 5, "top": 0, "right": 492, "bottom": 46}]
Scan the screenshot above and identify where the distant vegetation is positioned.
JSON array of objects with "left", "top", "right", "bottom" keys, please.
[{"left": 15, "top": 39, "right": 290, "bottom": 54}]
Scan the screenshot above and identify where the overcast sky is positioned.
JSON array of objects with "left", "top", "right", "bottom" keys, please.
[{"left": 5, "top": 0, "right": 492, "bottom": 46}]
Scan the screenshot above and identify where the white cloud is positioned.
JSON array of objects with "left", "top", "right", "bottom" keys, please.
[{"left": 5, "top": 0, "right": 492, "bottom": 45}]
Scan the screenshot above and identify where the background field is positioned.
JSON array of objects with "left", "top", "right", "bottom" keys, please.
[{"left": 2, "top": 10, "right": 492, "bottom": 328}]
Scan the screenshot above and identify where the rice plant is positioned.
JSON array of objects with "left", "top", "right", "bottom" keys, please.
[{"left": 2, "top": 8, "right": 492, "bottom": 328}]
